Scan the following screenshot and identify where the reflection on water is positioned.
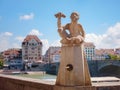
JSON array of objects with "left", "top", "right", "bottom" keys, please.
[
  {"left": 11, "top": 72, "right": 120, "bottom": 83},
  {"left": 14, "top": 73, "right": 56, "bottom": 81}
]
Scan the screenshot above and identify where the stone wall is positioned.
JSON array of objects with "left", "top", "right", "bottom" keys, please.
[
  {"left": 0, "top": 74, "right": 54, "bottom": 90},
  {"left": 0, "top": 74, "right": 120, "bottom": 90},
  {"left": 88, "top": 60, "right": 99, "bottom": 77},
  {"left": 96, "top": 86, "right": 120, "bottom": 90}
]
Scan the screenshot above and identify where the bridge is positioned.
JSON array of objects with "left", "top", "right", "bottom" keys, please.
[
  {"left": 88, "top": 60, "right": 120, "bottom": 77},
  {"left": 45, "top": 60, "right": 120, "bottom": 77}
]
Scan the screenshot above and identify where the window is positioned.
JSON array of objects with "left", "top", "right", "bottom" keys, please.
[
  {"left": 31, "top": 47, "right": 34, "bottom": 50},
  {"left": 32, "top": 43, "right": 34, "bottom": 46}
]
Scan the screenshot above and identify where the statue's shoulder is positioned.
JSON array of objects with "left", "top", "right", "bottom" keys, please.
[
  {"left": 64, "top": 23, "right": 71, "bottom": 29},
  {"left": 78, "top": 23, "right": 82, "bottom": 27},
  {"left": 66, "top": 23, "right": 71, "bottom": 26},
  {"left": 78, "top": 23, "right": 83, "bottom": 29}
]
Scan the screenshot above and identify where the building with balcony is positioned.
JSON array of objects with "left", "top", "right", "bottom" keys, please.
[
  {"left": 84, "top": 42, "right": 95, "bottom": 60},
  {"left": 22, "top": 35, "right": 42, "bottom": 63},
  {"left": 115, "top": 48, "right": 120, "bottom": 54},
  {"left": 2, "top": 48, "right": 22, "bottom": 61},
  {"left": 44, "top": 46, "right": 61, "bottom": 63}
]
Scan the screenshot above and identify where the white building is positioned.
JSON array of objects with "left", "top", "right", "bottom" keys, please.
[
  {"left": 84, "top": 42, "right": 95, "bottom": 60},
  {"left": 22, "top": 35, "right": 42, "bottom": 63},
  {"left": 44, "top": 46, "right": 61, "bottom": 63},
  {"left": 115, "top": 48, "right": 120, "bottom": 54}
]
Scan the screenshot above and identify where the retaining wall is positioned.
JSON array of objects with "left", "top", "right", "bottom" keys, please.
[
  {"left": 0, "top": 74, "right": 54, "bottom": 90},
  {"left": 0, "top": 74, "right": 120, "bottom": 90}
]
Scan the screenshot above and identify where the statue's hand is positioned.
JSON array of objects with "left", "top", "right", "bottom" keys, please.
[
  {"left": 58, "top": 28, "right": 67, "bottom": 38},
  {"left": 70, "top": 36, "right": 83, "bottom": 44},
  {"left": 58, "top": 28, "right": 63, "bottom": 33}
]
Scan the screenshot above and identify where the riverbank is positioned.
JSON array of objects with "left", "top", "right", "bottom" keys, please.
[{"left": 0, "top": 69, "right": 45, "bottom": 75}]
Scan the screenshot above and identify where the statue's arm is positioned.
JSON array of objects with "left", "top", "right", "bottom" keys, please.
[
  {"left": 58, "top": 24, "right": 69, "bottom": 39},
  {"left": 78, "top": 24, "right": 85, "bottom": 39},
  {"left": 58, "top": 26, "right": 64, "bottom": 38}
]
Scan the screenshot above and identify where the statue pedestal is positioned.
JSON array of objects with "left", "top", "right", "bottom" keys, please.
[{"left": 54, "top": 45, "right": 92, "bottom": 90}]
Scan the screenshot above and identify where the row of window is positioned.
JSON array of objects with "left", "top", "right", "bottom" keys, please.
[
  {"left": 24, "top": 56, "right": 41, "bottom": 60},
  {"left": 22, "top": 42, "right": 42, "bottom": 46},
  {"left": 84, "top": 50, "right": 94, "bottom": 52},
  {"left": 24, "top": 51, "right": 41, "bottom": 53},
  {"left": 24, "top": 47, "right": 41, "bottom": 50}
]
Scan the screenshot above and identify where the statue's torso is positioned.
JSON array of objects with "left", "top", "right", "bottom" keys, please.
[{"left": 66, "top": 23, "right": 82, "bottom": 37}]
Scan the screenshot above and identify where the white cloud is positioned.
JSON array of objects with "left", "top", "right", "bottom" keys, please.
[
  {"left": 29, "top": 29, "right": 43, "bottom": 36},
  {"left": 85, "top": 33, "right": 106, "bottom": 48},
  {"left": 0, "top": 38, "right": 9, "bottom": 51},
  {"left": 0, "top": 32, "right": 22, "bottom": 52},
  {"left": 15, "top": 36, "right": 25, "bottom": 42},
  {"left": 50, "top": 40, "right": 61, "bottom": 47},
  {"left": 0, "top": 32, "right": 13, "bottom": 51},
  {"left": 4, "top": 32, "right": 13, "bottom": 36},
  {"left": 12, "top": 43, "right": 21, "bottom": 49},
  {"left": 85, "top": 22, "right": 120, "bottom": 49},
  {"left": 41, "top": 39, "right": 49, "bottom": 55},
  {"left": 20, "top": 13, "right": 34, "bottom": 20},
  {"left": 0, "top": 32, "right": 13, "bottom": 37}
]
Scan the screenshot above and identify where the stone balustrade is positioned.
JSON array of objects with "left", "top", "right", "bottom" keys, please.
[
  {"left": 0, "top": 74, "right": 54, "bottom": 90},
  {"left": 0, "top": 74, "right": 120, "bottom": 90}
]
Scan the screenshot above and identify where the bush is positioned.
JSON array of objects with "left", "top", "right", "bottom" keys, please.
[{"left": 0, "top": 59, "right": 3, "bottom": 69}]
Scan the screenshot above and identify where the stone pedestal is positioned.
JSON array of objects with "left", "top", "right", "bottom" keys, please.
[{"left": 54, "top": 45, "right": 92, "bottom": 90}]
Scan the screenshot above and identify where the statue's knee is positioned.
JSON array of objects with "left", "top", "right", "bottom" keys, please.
[
  {"left": 61, "top": 39, "right": 69, "bottom": 44},
  {"left": 75, "top": 39, "right": 81, "bottom": 44}
]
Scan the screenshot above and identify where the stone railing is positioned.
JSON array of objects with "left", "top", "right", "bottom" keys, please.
[
  {"left": 0, "top": 74, "right": 54, "bottom": 90},
  {"left": 0, "top": 74, "right": 120, "bottom": 90}
]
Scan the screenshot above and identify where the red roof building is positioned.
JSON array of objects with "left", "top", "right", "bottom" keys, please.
[
  {"left": 22, "top": 35, "right": 42, "bottom": 63},
  {"left": 2, "top": 48, "right": 22, "bottom": 60},
  {"left": 93, "top": 49, "right": 115, "bottom": 60}
]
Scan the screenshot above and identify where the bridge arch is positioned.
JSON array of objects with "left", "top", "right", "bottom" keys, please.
[
  {"left": 98, "top": 60, "right": 120, "bottom": 70},
  {"left": 99, "top": 65, "right": 120, "bottom": 77}
]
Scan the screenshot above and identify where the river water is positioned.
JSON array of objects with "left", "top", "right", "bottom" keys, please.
[{"left": 14, "top": 72, "right": 56, "bottom": 81}]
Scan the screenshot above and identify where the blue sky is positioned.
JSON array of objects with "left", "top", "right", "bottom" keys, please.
[{"left": 1, "top": 0, "right": 120, "bottom": 54}]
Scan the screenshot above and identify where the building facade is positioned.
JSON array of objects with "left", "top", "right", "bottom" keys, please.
[
  {"left": 93, "top": 49, "right": 115, "bottom": 60},
  {"left": 22, "top": 35, "right": 42, "bottom": 63},
  {"left": 84, "top": 42, "right": 95, "bottom": 60},
  {"left": 115, "top": 48, "right": 120, "bottom": 54},
  {"left": 2, "top": 48, "right": 22, "bottom": 61},
  {"left": 44, "top": 46, "right": 61, "bottom": 63}
]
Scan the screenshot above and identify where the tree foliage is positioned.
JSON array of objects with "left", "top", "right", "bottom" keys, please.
[
  {"left": 108, "top": 54, "right": 120, "bottom": 60},
  {"left": 0, "top": 53, "right": 4, "bottom": 68}
]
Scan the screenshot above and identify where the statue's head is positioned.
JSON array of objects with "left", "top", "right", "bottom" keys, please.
[{"left": 70, "top": 12, "right": 79, "bottom": 22}]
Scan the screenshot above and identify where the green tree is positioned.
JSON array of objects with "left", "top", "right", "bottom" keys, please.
[
  {"left": 0, "top": 59, "right": 3, "bottom": 68},
  {"left": 108, "top": 54, "right": 120, "bottom": 60},
  {"left": 0, "top": 53, "right": 4, "bottom": 68}
]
